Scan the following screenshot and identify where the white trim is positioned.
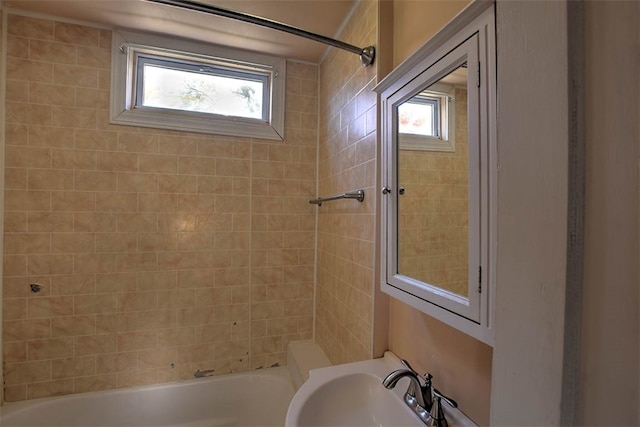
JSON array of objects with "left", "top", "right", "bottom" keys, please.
[
  {"left": 110, "top": 30, "right": 286, "bottom": 141},
  {"left": 491, "top": 0, "right": 572, "bottom": 423},
  {"left": 387, "top": 34, "right": 481, "bottom": 322}
]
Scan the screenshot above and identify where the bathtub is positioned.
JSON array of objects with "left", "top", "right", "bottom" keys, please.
[{"left": 0, "top": 366, "right": 295, "bottom": 427}]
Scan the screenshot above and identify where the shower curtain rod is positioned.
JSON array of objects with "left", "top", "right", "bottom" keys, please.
[{"left": 145, "top": 0, "right": 376, "bottom": 67}]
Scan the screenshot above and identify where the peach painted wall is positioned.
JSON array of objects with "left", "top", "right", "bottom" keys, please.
[
  {"left": 315, "top": 0, "right": 378, "bottom": 364},
  {"left": 2, "top": 13, "right": 316, "bottom": 401},
  {"left": 393, "top": 0, "right": 472, "bottom": 66},
  {"left": 386, "top": 1, "right": 492, "bottom": 425}
]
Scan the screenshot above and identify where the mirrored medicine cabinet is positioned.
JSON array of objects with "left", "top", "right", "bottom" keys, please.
[{"left": 374, "top": 2, "right": 496, "bottom": 345}]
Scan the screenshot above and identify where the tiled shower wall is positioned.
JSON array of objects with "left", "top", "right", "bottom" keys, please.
[
  {"left": 316, "top": 0, "right": 378, "bottom": 364},
  {"left": 2, "top": 13, "right": 316, "bottom": 401}
]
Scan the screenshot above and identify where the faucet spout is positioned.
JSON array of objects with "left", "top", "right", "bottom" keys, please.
[
  {"left": 382, "top": 368, "right": 415, "bottom": 388},
  {"left": 383, "top": 369, "right": 429, "bottom": 409}
]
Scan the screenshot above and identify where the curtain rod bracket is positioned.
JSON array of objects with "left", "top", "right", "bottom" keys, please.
[
  {"left": 145, "top": 0, "right": 375, "bottom": 67},
  {"left": 360, "top": 46, "right": 375, "bottom": 67}
]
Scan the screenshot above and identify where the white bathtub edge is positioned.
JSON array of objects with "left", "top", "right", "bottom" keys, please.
[
  {"left": 286, "top": 340, "right": 331, "bottom": 390},
  {"left": 1, "top": 365, "right": 295, "bottom": 426}
]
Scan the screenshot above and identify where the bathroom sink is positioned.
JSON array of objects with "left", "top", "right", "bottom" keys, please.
[
  {"left": 285, "top": 352, "right": 477, "bottom": 427},
  {"left": 285, "top": 352, "right": 422, "bottom": 427},
  {"left": 291, "top": 372, "right": 418, "bottom": 426}
]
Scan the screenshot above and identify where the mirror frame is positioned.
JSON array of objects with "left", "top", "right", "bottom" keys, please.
[
  {"left": 375, "top": 1, "right": 496, "bottom": 345},
  {"left": 390, "top": 35, "right": 480, "bottom": 321}
]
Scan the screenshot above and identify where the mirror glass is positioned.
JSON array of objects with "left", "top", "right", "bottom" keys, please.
[{"left": 396, "top": 63, "right": 469, "bottom": 297}]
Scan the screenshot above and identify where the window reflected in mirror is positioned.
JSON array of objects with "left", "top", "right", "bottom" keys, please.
[
  {"left": 398, "top": 95, "right": 440, "bottom": 137},
  {"left": 396, "top": 63, "right": 469, "bottom": 297}
]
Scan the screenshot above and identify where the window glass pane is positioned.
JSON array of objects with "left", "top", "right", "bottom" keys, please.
[
  {"left": 140, "top": 61, "right": 266, "bottom": 120},
  {"left": 112, "top": 30, "right": 285, "bottom": 140},
  {"left": 398, "top": 97, "right": 439, "bottom": 137}
]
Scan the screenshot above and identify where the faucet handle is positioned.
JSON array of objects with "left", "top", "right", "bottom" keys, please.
[
  {"left": 427, "top": 389, "right": 458, "bottom": 427},
  {"left": 433, "top": 388, "right": 457, "bottom": 408},
  {"left": 423, "top": 372, "right": 433, "bottom": 385},
  {"left": 400, "top": 359, "right": 433, "bottom": 384},
  {"left": 421, "top": 372, "right": 434, "bottom": 411}
]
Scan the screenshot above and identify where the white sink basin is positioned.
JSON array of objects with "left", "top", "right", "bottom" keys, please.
[
  {"left": 285, "top": 351, "right": 477, "bottom": 427},
  {"left": 292, "top": 372, "right": 417, "bottom": 426}
]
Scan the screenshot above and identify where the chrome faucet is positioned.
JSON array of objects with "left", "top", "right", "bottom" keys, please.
[
  {"left": 382, "top": 360, "right": 433, "bottom": 424},
  {"left": 383, "top": 359, "right": 458, "bottom": 427}
]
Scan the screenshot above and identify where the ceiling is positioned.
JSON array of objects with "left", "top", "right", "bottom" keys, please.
[{"left": 3, "top": 0, "right": 357, "bottom": 63}]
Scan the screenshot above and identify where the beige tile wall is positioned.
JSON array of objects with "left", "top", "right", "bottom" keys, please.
[
  {"left": 398, "top": 87, "right": 469, "bottom": 296},
  {"left": 2, "top": 13, "right": 316, "bottom": 401},
  {"left": 315, "top": 0, "right": 378, "bottom": 364}
]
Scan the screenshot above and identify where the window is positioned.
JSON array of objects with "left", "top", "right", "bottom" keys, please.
[
  {"left": 398, "top": 86, "right": 458, "bottom": 152},
  {"left": 398, "top": 94, "right": 441, "bottom": 137},
  {"left": 111, "top": 30, "right": 285, "bottom": 140},
  {"left": 136, "top": 54, "right": 268, "bottom": 120}
]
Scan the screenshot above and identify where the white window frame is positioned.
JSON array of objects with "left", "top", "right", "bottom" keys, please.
[
  {"left": 111, "top": 30, "right": 286, "bottom": 140},
  {"left": 399, "top": 85, "right": 457, "bottom": 152}
]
